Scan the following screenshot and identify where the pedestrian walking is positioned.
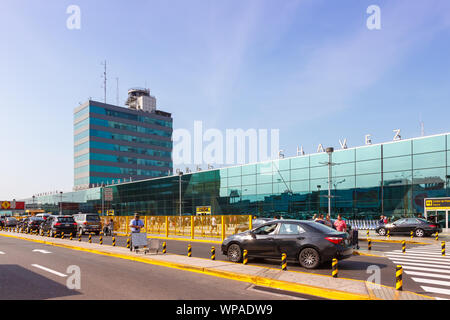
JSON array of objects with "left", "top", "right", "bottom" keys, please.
[
  {"left": 129, "top": 213, "right": 144, "bottom": 251},
  {"left": 334, "top": 214, "right": 347, "bottom": 232}
]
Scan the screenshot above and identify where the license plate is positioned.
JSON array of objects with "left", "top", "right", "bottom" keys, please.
[{"left": 65, "top": 224, "right": 70, "bottom": 227}]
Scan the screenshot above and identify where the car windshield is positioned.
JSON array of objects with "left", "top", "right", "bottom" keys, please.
[
  {"left": 86, "top": 215, "right": 100, "bottom": 222},
  {"left": 57, "top": 217, "right": 75, "bottom": 223},
  {"left": 308, "top": 222, "right": 342, "bottom": 234}
]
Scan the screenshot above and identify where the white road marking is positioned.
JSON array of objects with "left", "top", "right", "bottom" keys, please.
[
  {"left": 404, "top": 270, "right": 450, "bottom": 280},
  {"left": 0, "top": 251, "right": 5, "bottom": 255},
  {"left": 401, "top": 265, "right": 450, "bottom": 274},
  {"left": 32, "top": 249, "right": 52, "bottom": 254},
  {"left": 386, "top": 254, "right": 450, "bottom": 263},
  {"left": 420, "top": 286, "right": 450, "bottom": 296},
  {"left": 391, "top": 250, "right": 448, "bottom": 256},
  {"left": 411, "top": 277, "right": 450, "bottom": 287},
  {"left": 390, "top": 261, "right": 450, "bottom": 269},
  {"left": 390, "top": 258, "right": 450, "bottom": 266},
  {"left": 31, "top": 264, "right": 67, "bottom": 277}
]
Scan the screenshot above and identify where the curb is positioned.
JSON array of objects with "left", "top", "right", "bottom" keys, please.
[
  {"left": 353, "top": 251, "right": 385, "bottom": 258},
  {"left": 359, "top": 238, "right": 429, "bottom": 245}
]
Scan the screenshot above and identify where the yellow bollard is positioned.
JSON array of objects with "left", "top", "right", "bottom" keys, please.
[
  {"left": 61, "top": 232, "right": 64, "bottom": 239},
  {"left": 187, "top": 244, "right": 192, "bottom": 257},
  {"left": 410, "top": 230, "right": 413, "bottom": 239},
  {"left": 211, "top": 246, "right": 216, "bottom": 260},
  {"left": 99, "top": 233, "right": 103, "bottom": 245},
  {"left": 243, "top": 249, "right": 248, "bottom": 265},
  {"left": 70, "top": 233, "right": 73, "bottom": 241},
  {"left": 281, "top": 253, "right": 287, "bottom": 271},
  {"left": 332, "top": 258, "right": 338, "bottom": 278},
  {"left": 162, "top": 242, "right": 166, "bottom": 253},
  {"left": 112, "top": 236, "right": 116, "bottom": 246},
  {"left": 387, "top": 229, "right": 390, "bottom": 239},
  {"left": 436, "top": 232, "right": 439, "bottom": 241},
  {"left": 126, "top": 236, "right": 130, "bottom": 249},
  {"left": 88, "top": 234, "right": 92, "bottom": 243},
  {"left": 368, "top": 239, "right": 372, "bottom": 251},
  {"left": 396, "top": 265, "right": 403, "bottom": 291},
  {"left": 78, "top": 233, "right": 81, "bottom": 242},
  {"left": 402, "top": 240, "right": 406, "bottom": 253},
  {"left": 442, "top": 241, "right": 446, "bottom": 256}
]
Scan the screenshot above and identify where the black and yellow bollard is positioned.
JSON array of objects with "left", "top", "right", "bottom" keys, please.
[
  {"left": 368, "top": 239, "right": 372, "bottom": 251},
  {"left": 112, "top": 236, "right": 116, "bottom": 246},
  {"left": 396, "top": 265, "right": 403, "bottom": 291},
  {"left": 332, "top": 258, "right": 338, "bottom": 278},
  {"left": 402, "top": 240, "right": 406, "bottom": 253},
  {"left": 211, "top": 246, "right": 216, "bottom": 260},
  {"left": 187, "top": 244, "right": 192, "bottom": 257},
  {"left": 78, "top": 233, "right": 81, "bottom": 242},
  {"left": 88, "top": 234, "right": 92, "bottom": 243},
  {"left": 281, "top": 253, "right": 287, "bottom": 271},
  {"left": 366, "top": 230, "right": 369, "bottom": 237},
  {"left": 70, "top": 233, "right": 73, "bottom": 241},
  {"left": 387, "top": 229, "right": 390, "bottom": 239},
  {"left": 436, "top": 232, "right": 439, "bottom": 241},
  {"left": 243, "top": 249, "right": 248, "bottom": 265},
  {"left": 162, "top": 242, "right": 166, "bottom": 253},
  {"left": 126, "top": 236, "right": 130, "bottom": 249},
  {"left": 99, "top": 233, "right": 103, "bottom": 245},
  {"left": 442, "top": 241, "right": 446, "bottom": 256},
  {"left": 410, "top": 230, "right": 413, "bottom": 239},
  {"left": 61, "top": 232, "right": 64, "bottom": 239}
]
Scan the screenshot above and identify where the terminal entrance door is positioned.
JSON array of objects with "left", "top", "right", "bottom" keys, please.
[{"left": 424, "top": 198, "right": 450, "bottom": 232}]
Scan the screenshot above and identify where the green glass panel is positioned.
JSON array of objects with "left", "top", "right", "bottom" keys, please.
[
  {"left": 383, "top": 140, "right": 411, "bottom": 158},
  {"left": 413, "top": 135, "right": 446, "bottom": 154}
]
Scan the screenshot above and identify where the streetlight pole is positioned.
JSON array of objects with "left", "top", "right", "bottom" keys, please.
[
  {"left": 179, "top": 171, "right": 184, "bottom": 217},
  {"left": 59, "top": 191, "right": 63, "bottom": 215}
]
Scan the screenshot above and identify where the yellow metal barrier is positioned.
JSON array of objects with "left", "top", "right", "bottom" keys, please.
[{"left": 101, "top": 214, "right": 253, "bottom": 241}]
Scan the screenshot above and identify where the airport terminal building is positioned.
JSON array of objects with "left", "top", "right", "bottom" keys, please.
[{"left": 24, "top": 132, "right": 450, "bottom": 221}]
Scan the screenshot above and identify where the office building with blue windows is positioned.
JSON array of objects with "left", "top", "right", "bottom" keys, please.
[{"left": 73, "top": 88, "right": 173, "bottom": 189}]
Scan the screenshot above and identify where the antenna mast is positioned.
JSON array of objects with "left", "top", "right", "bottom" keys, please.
[{"left": 101, "top": 60, "right": 107, "bottom": 103}]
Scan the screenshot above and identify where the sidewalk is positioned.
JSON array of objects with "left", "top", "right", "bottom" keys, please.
[{"left": 0, "top": 230, "right": 434, "bottom": 300}]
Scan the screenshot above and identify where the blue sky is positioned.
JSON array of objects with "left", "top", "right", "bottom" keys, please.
[{"left": 0, "top": 0, "right": 449, "bottom": 199}]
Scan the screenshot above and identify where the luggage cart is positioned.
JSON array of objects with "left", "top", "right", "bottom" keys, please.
[{"left": 131, "top": 232, "right": 160, "bottom": 254}]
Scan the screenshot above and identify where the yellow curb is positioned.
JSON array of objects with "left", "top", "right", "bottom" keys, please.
[
  {"left": 359, "top": 238, "right": 429, "bottom": 245},
  {"left": 0, "top": 232, "right": 369, "bottom": 300},
  {"left": 114, "top": 232, "right": 223, "bottom": 244},
  {"left": 352, "top": 251, "right": 385, "bottom": 258}
]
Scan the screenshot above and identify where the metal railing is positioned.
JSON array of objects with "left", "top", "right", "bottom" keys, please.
[{"left": 100, "top": 215, "right": 253, "bottom": 241}]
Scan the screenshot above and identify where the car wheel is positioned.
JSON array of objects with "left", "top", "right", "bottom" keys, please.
[
  {"left": 415, "top": 228, "right": 425, "bottom": 237},
  {"left": 227, "top": 244, "right": 243, "bottom": 263},
  {"left": 378, "top": 228, "right": 386, "bottom": 236},
  {"left": 298, "top": 247, "right": 320, "bottom": 269}
]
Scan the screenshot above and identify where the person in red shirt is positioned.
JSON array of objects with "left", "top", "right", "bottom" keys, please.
[{"left": 334, "top": 214, "right": 347, "bottom": 232}]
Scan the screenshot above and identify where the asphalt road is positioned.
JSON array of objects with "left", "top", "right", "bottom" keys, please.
[
  {"left": 0, "top": 235, "right": 309, "bottom": 300},
  {"left": 66, "top": 233, "right": 430, "bottom": 295}
]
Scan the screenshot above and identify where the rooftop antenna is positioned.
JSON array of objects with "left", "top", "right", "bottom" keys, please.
[{"left": 101, "top": 60, "right": 107, "bottom": 103}]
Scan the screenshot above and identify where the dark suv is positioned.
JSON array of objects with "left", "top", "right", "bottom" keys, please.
[
  {"left": 39, "top": 215, "right": 77, "bottom": 237},
  {"left": 23, "top": 217, "right": 45, "bottom": 233}
]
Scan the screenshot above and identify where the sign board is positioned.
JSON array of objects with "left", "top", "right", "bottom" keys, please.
[
  {"left": 104, "top": 188, "right": 113, "bottom": 201},
  {"left": 107, "top": 210, "right": 115, "bottom": 216},
  {"left": 0, "top": 201, "right": 25, "bottom": 210},
  {"left": 196, "top": 206, "right": 211, "bottom": 215},
  {"left": 425, "top": 198, "right": 450, "bottom": 210}
]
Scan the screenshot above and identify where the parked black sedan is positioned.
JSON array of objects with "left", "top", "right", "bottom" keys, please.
[
  {"left": 39, "top": 215, "right": 77, "bottom": 237},
  {"left": 23, "top": 217, "right": 45, "bottom": 233},
  {"left": 376, "top": 218, "right": 441, "bottom": 237},
  {"left": 222, "top": 219, "right": 353, "bottom": 269}
]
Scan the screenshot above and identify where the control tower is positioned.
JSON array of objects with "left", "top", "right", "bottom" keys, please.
[{"left": 125, "top": 88, "right": 157, "bottom": 113}]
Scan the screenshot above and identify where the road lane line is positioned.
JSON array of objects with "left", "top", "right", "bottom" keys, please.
[
  {"left": 401, "top": 265, "right": 450, "bottom": 274},
  {"left": 390, "top": 261, "right": 450, "bottom": 269},
  {"left": 0, "top": 251, "right": 5, "bottom": 255},
  {"left": 388, "top": 258, "right": 450, "bottom": 265},
  {"left": 420, "top": 286, "right": 450, "bottom": 296},
  {"left": 31, "top": 264, "right": 67, "bottom": 277},
  {"left": 411, "top": 278, "right": 450, "bottom": 287},
  {"left": 386, "top": 254, "right": 450, "bottom": 262},
  {"left": 390, "top": 250, "right": 449, "bottom": 256},
  {"left": 404, "top": 271, "right": 450, "bottom": 280},
  {"left": 32, "top": 249, "right": 52, "bottom": 254}
]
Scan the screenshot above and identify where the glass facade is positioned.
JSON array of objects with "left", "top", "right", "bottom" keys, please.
[
  {"left": 74, "top": 101, "right": 173, "bottom": 188},
  {"left": 29, "top": 133, "right": 450, "bottom": 220}
]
